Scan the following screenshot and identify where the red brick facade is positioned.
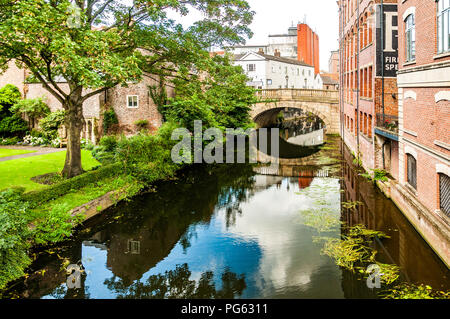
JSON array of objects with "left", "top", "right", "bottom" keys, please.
[{"left": 397, "top": 0, "right": 450, "bottom": 218}]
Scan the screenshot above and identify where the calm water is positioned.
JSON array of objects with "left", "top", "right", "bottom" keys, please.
[{"left": 4, "top": 137, "right": 449, "bottom": 299}]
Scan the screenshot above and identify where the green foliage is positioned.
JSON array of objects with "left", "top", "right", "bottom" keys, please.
[
  {"left": 0, "top": 85, "right": 21, "bottom": 113},
  {"left": 115, "top": 123, "right": 181, "bottom": 185},
  {"left": 164, "top": 55, "right": 257, "bottom": 132},
  {"left": 31, "top": 204, "right": 85, "bottom": 245},
  {"left": 361, "top": 169, "right": 389, "bottom": 183},
  {"left": 381, "top": 283, "right": 450, "bottom": 299},
  {"left": 0, "top": 136, "right": 20, "bottom": 145},
  {"left": 22, "top": 163, "right": 123, "bottom": 205},
  {"left": 0, "top": 188, "right": 32, "bottom": 290},
  {"left": 102, "top": 109, "right": 119, "bottom": 135},
  {"left": 0, "top": 115, "right": 28, "bottom": 137},
  {"left": 39, "top": 110, "right": 65, "bottom": 139},
  {"left": 134, "top": 119, "right": 149, "bottom": 130},
  {"left": 91, "top": 135, "right": 119, "bottom": 164},
  {"left": 11, "top": 98, "right": 50, "bottom": 121}
]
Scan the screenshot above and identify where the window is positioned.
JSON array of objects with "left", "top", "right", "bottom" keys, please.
[
  {"left": 407, "top": 154, "right": 417, "bottom": 190},
  {"left": 439, "top": 173, "right": 450, "bottom": 216},
  {"left": 405, "top": 14, "right": 416, "bottom": 61},
  {"left": 437, "top": 0, "right": 450, "bottom": 53},
  {"left": 127, "top": 240, "right": 141, "bottom": 255},
  {"left": 247, "top": 64, "right": 256, "bottom": 72},
  {"left": 127, "top": 95, "right": 138, "bottom": 108}
]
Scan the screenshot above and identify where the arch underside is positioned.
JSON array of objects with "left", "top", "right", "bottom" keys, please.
[{"left": 251, "top": 101, "right": 335, "bottom": 132}]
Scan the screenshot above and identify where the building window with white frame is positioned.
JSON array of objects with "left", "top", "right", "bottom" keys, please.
[
  {"left": 247, "top": 64, "right": 256, "bottom": 72},
  {"left": 405, "top": 14, "right": 416, "bottom": 61},
  {"left": 127, "top": 95, "right": 139, "bottom": 108},
  {"left": 437, "top": 0, "right": 450, "bottom": 53}
]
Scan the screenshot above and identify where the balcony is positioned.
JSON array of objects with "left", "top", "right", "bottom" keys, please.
[{"left": 375, "top": 113, "right": 399, "bottom": 141}]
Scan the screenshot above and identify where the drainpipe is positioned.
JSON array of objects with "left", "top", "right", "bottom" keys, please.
[
  {"left": 356, "top": 0, "right": 360, "bottom": 164},
  {"left": 381, "top": 0, "right": 385, "bottom": 125}
]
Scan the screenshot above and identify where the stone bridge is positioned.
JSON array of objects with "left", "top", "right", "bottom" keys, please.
[{"left": 252, "top": 89, "right": 340, "bottom": 134}]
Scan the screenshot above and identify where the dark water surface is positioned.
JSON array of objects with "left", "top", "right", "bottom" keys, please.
[{"left": 4, "top": 137, "right": 449, "bottom": 299}]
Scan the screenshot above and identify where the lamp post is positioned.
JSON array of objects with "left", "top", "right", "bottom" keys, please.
[{"left": 285, "top": 75, "right": 289, "bottom": 88}]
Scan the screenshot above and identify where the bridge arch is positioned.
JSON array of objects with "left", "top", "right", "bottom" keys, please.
[{"left": 251, "top": 89, "right": 340, "bottom": 134}]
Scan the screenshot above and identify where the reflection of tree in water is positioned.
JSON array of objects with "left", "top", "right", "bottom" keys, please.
[{"left": 104, "top": 264, "right": 246, "bottom": 299}]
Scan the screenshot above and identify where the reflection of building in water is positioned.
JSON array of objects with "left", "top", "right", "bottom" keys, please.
[
  {"left": 278, "top": 108, "right": 325, "bottom": 147},
  {"left": 287, "top": 128, "right": 324, "bottom": 146},
  {"left": 340, "top": 142, "right": 450, "bottom": 296},
  {"left": 298, "top": 171, "right": 314, "bottom": 190}
]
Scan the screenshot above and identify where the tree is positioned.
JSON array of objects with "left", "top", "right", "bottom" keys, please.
[
  {"left": 11, "top": 98, "right": 50, "bottom": 129},
  {"left": 164, "top": 54, "right": 257, "bottom": 132},
  {"left": 0, "top": 0, "right": 254, "bottom": 177}
]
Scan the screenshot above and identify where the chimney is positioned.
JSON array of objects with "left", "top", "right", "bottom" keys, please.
[
  {"left": 274, "top": 49, "right": 281, "bottom": 57},
  {"left": 258, "top": 48, "right": 264, "bottom": 55}
]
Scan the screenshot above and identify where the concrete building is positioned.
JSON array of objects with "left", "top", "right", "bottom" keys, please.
[
  {"left": 233, "top": 51, "right": 319, "bottom": 89},
  {"left": 339, "top": 0, "right": 399, "bottom": 178},
  {"left": 266, "top": 26, "right": 299, "bottom": 60}
]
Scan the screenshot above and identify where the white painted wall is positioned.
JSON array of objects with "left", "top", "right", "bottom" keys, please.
[{"left": 233, "top": 52, "right": 321, "bottom": 89}]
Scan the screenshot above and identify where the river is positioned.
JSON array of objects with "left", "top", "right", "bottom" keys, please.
[{"left": 3, "top": 136, "right": 449, "bottom": 299}]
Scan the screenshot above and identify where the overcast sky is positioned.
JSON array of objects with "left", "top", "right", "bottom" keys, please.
[{"left": 243, "top": 0, "right": 340, "bottom": 72}]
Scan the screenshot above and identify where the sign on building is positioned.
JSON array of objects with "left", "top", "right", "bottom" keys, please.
[{"left": 376, "top": 4, "right": 399, "bottom": 77}]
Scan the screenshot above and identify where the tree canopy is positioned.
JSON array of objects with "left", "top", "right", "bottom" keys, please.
[{"left": 0, "top": 0, "right": 255, "bottom": 177}]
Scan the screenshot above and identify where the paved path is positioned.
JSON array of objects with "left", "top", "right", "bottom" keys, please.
[{"left": 0, "top": 145, "right": 66, "bottom": 162}]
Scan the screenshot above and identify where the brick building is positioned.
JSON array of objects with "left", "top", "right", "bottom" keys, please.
[
  {"left": 338, "top": 0, "right": 400, "bottom": 178},
  {"left": 297, "top": 23, "right": 321, "bottom": 75},
  {"left": 0, "top": 61, "right": 169, "bottom": 143},
  {"left": 394, "top": 0, "right": 450, "bottom": 232}
]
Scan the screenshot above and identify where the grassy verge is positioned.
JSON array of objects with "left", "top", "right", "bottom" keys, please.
[
  {"left": 0, "top": 148, "right": 36, "bottom": 158},
  {"left": 0, "top": 150, "right": 100, "bottom": 191}
]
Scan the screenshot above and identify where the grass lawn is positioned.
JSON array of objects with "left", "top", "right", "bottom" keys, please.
[
  {"left": 0, "top": 150, "right": 100, "bottom": 192},
  {"left": 0, "top": 148, "right": 36, "bottom": 158}
]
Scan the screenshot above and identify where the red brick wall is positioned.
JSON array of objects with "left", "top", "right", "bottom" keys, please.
[
  {"left": 398, "top": 0, "right": 450, "bottom": 67},
  {"left": 297, "top": 24, "right": 320, "bottom": 74}
]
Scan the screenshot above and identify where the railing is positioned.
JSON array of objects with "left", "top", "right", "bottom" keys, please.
[
  {"left": 375, "top": 113, "right": 399, "bottom": 134},
  {"left": 255, "top": 89, "right": 339, "bottom": 102}
]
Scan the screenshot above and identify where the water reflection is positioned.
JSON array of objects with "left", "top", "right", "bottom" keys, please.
[{"left": 4, "top": 138, "right": 449, "bottom": 299}]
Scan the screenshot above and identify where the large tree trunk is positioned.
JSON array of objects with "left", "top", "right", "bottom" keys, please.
[{"left": 61, "top": 95, "right": 85, "bottom": 178}]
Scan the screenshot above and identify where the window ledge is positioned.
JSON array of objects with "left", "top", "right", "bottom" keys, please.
[
  {"left": 403, "top": 61, "right": 416, "bottom": 67},
  {"left": 404, "top": 183, "right": 418, "bottom": 196},
  {"left": 433, "top": 51, "right": 450, "bottom": 60},
  {"left": 360, "top": 97, "right": 374, "bottom": 101}
]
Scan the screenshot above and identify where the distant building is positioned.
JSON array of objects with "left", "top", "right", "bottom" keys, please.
[
  {"left": 232, "top": 50, "right": 319, "bottom": 90},
  {"left": 328, "top": 50, "right": 340, "bottom": 76},
  {"left": 320, "top": 74, "right": 339, "bottom": 90},
  {"left": 228, "top": 22, "right": 320, "bottom": 75}
]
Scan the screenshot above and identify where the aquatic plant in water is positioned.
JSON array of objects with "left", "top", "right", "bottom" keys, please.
[{"left": 381, "top": 283, "right": 450, "bottom": 299}]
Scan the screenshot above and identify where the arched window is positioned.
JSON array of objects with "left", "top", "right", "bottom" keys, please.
[
  {"left": 405, "top": 14, "right": 416, "bottom": 61},
  {"left": 439, "top": 173, "right": 450, "bottom": 216},
  {"left": 437, "top": 0, "right": 450, "bottom": 53},
  {"left": 407, "top": 154, "right": 417, "bottom": 190}
]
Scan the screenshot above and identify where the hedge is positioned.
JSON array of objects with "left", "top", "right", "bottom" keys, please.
[{"left": 22, "top": 162, "right": 124, "bottom": 205}]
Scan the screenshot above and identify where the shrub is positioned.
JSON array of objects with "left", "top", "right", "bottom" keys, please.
[
  {"left": 11, "top": 98, "right": 50, "bottom": 126},
  {"left": 0, "top": 188, "right": 32, "bottom": 290},
  {"left": 31, "top": 203, "right": 85, "bottom": 245},
  {"left": 134, "top": 119, "right": 149, "bottom": 130},
  {"left": 22, "top": 163, "right": 123, "bottom": 205},
  {"left": 115, "top": 122, "right": 181, "bottom": 184},
  {"left": 0, "top": 136, "right": 20, "bottom": 145},
  {"left": 39, "top": 110, "right": 65, "bottom": 139},
  {"left": 102, "top": 109, "right": 118, "bottom": 134},
  {"left": 81, "top": 138, "right": 95, "bottom": 151},
  {"left": 99, "top": 135, "right": 118, "bottom": 152},
  {"left": 0, "top": 115, "right": 28, "bottom": 137}
]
